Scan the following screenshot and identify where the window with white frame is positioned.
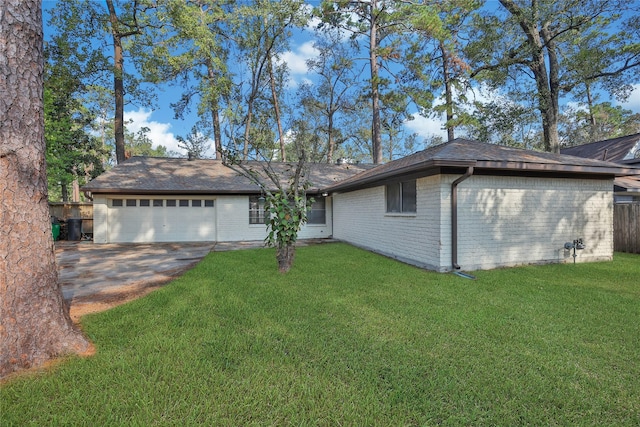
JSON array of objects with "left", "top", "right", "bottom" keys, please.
[
  {"left": 386, "top": 180, "right": 416, "bottom": 213},
  {"left": 249, "top": 195, "right": 267, "bottom": 224},
  {"left": 307, "top": 197, "right": 326, "bottom": 224}
]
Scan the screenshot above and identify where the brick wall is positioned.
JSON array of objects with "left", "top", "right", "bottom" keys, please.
[
  {"left": 333, "top": 175, "right": 446, "bottom": 271},
  {"left": 333, "top": 174, "right": 613, "bottom": 272},
  {"left": 454, "top": 175, "right": 613, "bottom": 270}
]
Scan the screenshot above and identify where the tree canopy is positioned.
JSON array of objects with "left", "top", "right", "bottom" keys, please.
[{"left": 44, "top": 0, "right": 640, "bottom": 166}]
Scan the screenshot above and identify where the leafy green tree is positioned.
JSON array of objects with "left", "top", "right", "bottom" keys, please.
[
  {"left": 47, "top": 0, "right": 156, "bottom": 164},
  {"left": 176, "top": 123, "right": 212, "bottom": 159},
  {"left": 317, "top": 0, "right": 412, "bottom": 164},
  {"left": 559, "top": 102, "right": 640, "bottom": 147},
  {"left": 295, "top": 32, "right": 361, "bottom": 162},
  {"left": 468, "top": 0, "right": 640, "bottom": 153},
  {"left": 232, "top": 0, "right": 307, "bottom": 160},
  {"left": 125, "top": 126, "right": 169, "bottom": 158},
  {"left": 463, "top": 95, "right": 540, "bottom": 149},
  {"left": 223, "top": 150, "right": 311, "bottom": 273},
  {"left": 141, "top": 0, "right": 233, "bottom": 159},
  {"left": 404, "top": 0, "right": 480, "bottom": 142},
  {"left": 44, "top": 33, "right": 107, "bottom": 201}
]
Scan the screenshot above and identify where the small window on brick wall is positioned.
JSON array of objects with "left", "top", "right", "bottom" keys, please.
[{"left": 386, "top": 180, "right": 416, "bottom": 213}]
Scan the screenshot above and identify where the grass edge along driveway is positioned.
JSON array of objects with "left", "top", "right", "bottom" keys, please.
[{"left": 2, "top": 244, "right": 639, "bottom": 426}]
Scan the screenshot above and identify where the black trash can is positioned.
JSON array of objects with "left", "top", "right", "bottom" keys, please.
[{"left": 67, "top": 218, "right": 82, "bottom": 241}]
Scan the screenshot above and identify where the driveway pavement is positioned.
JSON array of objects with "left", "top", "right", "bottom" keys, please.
[
  {"left": 56, "top": 239, "right": 334, "bottom": 320},
  {"left": 56, "top": 241, "right": 218, "bottom": 301}
]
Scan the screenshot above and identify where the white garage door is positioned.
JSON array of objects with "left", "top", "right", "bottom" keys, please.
[{"left": 107, "top": 197, "right": 216, "bottom": 243}]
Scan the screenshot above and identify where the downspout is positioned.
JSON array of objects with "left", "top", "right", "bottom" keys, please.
[{"left": 451, "top": 166, "right": 474, "bottom": 270}]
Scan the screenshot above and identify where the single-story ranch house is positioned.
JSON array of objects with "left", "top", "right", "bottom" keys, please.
[{"left": 83, "top": 139, "right": 640, "bottom": 272}]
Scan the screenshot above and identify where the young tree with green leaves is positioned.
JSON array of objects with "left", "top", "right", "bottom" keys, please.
[{"left": 223, "top": 150, "right": 312, "bottom": 273}]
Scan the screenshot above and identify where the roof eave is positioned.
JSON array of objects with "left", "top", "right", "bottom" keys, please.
[
  {"left": 325, "top": 159, "right": 476, "bottom": 193},
  {"left": 474, "top": 160, "right": 635, "bottom": 176}
]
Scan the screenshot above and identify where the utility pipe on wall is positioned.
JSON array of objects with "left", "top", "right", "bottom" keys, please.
[{"left": 451, "top": 166, "right": 474, "bottom": 270}]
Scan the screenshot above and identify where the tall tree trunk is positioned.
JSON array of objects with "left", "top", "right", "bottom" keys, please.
[
  {"left": 327, "top": 113, "right": 335, "bottom": 163},
  {"left": 1, "top": 0, "right": 90, "bottom": 378},
  {"left": 106, "top": 0, "right": 126, "bottom": 164},
  {"left": 369, "top": 0, "right": 383, "bottom": 164},
  {"left": 541, "top": 25, "right": 561, "bottom": 153},
  {"left": 500, "top": 0, "right": 561, "bottom": 153},
  {"left": 267, "top": 55, "right": 286, "bottom": 161},
  {"left": 440, "top": 41, "right": 455, "bottom": 142},
  {"left": 585, "top": 82, "right": 597, "bottom": 142},
  {"left": 243, "top": 104, "right": 253, "bottom": 161},
  {"left": 206, "top": 61, "right": 223, "bottom": 159}
]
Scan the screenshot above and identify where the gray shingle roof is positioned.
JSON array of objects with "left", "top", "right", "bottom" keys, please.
[
  {"left": 326, "top": 139, "right": 640, "bottom": 192},
  {"left": 82, "top": 156, "right": 375, "bottom": 194},
  {"left": 560, "top": 133, "right": 640, "bottom": 164},
  {"left": 84, "top": 140, "right": 640, "bottom": 196}
]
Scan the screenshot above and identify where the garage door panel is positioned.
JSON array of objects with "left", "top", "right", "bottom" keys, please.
[{"left": 107, "top": 198, "right": 216, "bottom": 243}]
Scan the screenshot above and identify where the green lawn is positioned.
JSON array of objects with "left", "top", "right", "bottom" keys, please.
[{"left": 2, "top": 244, "right": 639, "bottom": 426}]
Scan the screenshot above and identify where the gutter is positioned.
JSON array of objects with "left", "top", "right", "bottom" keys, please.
[{"left": 451, "top": 166, "right": 474, "bottom": 270}]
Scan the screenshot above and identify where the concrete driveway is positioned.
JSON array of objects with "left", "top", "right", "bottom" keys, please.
[
  {"left": 56, "top": 241, "right": 218, "bottom": 302},
  {"left": 55, "top": 239, "right": 331, "bottom": 321}
]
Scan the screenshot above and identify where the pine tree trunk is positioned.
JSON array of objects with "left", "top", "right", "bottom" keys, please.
[
  {"left": 106, "top": 0, "right": 126, "bottom": 164},
  {"left": 0, "top": 0, "right": 90, "bottom": 378},
  {"left": 276, "top": 244, "right": 296, "bottom": 273}
]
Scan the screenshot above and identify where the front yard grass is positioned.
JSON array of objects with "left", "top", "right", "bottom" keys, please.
[{"left": 2, "top": 244, "right": 639, "bottom": 425}]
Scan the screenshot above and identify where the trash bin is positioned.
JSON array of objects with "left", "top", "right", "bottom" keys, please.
[
  {"left": 67, "top": 218, "right": 82, "bottom": 241},
  {"left": 52, "top": 223, "right": 61, "bottom": 241}
]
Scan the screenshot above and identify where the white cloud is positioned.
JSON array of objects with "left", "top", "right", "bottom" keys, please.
[
  {"left": 124, "top": 109, "right": 183, "bottom": 155},
  {"left": 404, "top": 113, "right": 447, "bottom": 140},
  {"left": 125, "top": 109, "right": 219, "bottom": 158},
  {"left": 618, "top": 83, "right": 640, "bottom": 113},
  {"left": 280, "top": 40, "right": 319, "bottom": 75}
]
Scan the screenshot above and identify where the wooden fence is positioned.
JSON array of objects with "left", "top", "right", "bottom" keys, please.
[
  {"left": 49, "top": 202, "right": 93, "bottom": 220},
  {"left": 614, "top": 203, "right": 640, "bottom": 254}
]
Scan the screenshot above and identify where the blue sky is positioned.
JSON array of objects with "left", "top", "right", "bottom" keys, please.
[{"left": 42, "top": 1, "right": 640, "bottom": 158}]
